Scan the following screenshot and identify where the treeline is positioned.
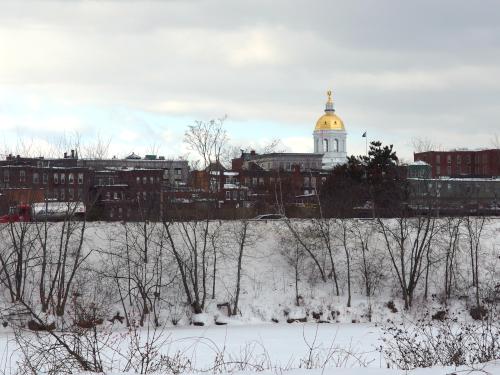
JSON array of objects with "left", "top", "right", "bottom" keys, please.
[{"left": 0, "top": 214, "right": 497, "bottom": 327}]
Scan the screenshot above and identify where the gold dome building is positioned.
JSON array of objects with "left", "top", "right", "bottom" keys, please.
[
  {"left": 313, "top": 90, "right": 347, "bottom": 169},
  {"left": 240, "top": 90, "right": 347, "bottom": 173}
]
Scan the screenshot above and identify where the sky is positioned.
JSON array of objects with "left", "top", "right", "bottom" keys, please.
[{"left": 1, "top": 0, "right": 499, "bottom": 163}]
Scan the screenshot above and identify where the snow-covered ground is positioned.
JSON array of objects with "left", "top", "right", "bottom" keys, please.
[
  {"left": 2, "top": 322, "right": 500, "bottom": 374},
  {"left": 0, "top": 219, "right": 499, "bottom": 374}
]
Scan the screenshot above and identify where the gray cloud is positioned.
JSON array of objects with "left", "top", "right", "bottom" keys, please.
[{"left": 1, "top": 0, "right": 499, "bottom": 160}]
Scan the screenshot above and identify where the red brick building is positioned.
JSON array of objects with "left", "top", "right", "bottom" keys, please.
[
  {"left": 0, "top": 153, "right": 165, "bottom": 221},
  {"left": 414, "top": 149, "right": 500, "bottom": 178}
]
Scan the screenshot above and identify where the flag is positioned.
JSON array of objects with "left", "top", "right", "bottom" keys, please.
[{"left": 362, "top": 132, "right": 367, "bottom": 137}]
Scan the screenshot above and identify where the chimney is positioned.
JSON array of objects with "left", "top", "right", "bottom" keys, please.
[
  {"left": 64, "top": 152, "right": 67, "bottom": 159},
  {"left": 71, "top": 149, "right": 75, "bottom": 158},
  {"left": 250, "top": 150, "right": 256, "bottom": 156}
]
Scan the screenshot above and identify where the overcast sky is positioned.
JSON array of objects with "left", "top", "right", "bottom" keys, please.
[{"left": 1, "top": 0, "right": 499, "bottom": 162}]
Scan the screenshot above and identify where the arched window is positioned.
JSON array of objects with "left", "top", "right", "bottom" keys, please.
[
  {"left": 334, "top": 139, "right": 339, "bottom": 152},
  {"left": 315, "top": 139, "right": 319, "bottom": 153},
  {"left": 323, "top": 139, "right": 329, "bottom": 152}
]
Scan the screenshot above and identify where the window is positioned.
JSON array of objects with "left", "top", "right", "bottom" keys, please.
[
  {"left": 68, "top": 189, "right": 74, "bottom": 201},
  {"left": 68, "top": 173, "right": 74, "bottom": 184},
  {"left": 106, "top": 191, "right": 111, "bottom": 200},
  {"left": 447, "top": 166, "right": 452, "bottom": 175},
  {"left": 252, "top": 177, "right": 257, "bottom": 185},
  {"left": 54, "top": 173, "right": 59, "bottom": 184},
  {"left": 233, "top": 190, "right": 238, "bottom": 200},
  {"left": 143, "top": 191, "right": 147, "bottom": 200},
  {"left": 286, "top": 163, "right": 291, "bottom": 171},
  {"left": 447, "top": 155, "right": 451, "bottom": 165},
  {"left": 114, "top": 192, "right": 119, "bottom": 200},
  {"left": 457, "top": 155, "right": 461, "bottom": 165},
  {"left": 150, "top": 176, "right": 154, "bottom": 184},
  {"left": 78, "top": 189, "right": 83, "bottom": 199},
  {"left": 60, "top": 188, "right": 65, "bottom": 200},
  {"left": 3, "top": 170, "right": 9, "bottom": 182},
  {"left": 225, "top": 191, "right": 231, "bottom": 200},
  {"left": 175, "top": 168, "right": 182, "bottom": 175},
  {"left": 259, "top": 177, "right": 264, "bottom": 185},
  {"left": 42, "top": 173, "right": 48, "bottom": 185},
  {"left": 334, "top": 139, "right": 339, "bottom": 152},
  {"left": 323, "top": 139, "right": 329, "bottom": 152},
  {"left": 136, "top": 177, "right": 140, "bottom": 184},
  {"left": 436, "top": 154, "right": 441, "bottom": 164},
  {"left": 78, "top": 173, "right": 84, "bottom": 184},
  {"left": 60, "top": 173, "right": 65, "bottom": 184},
  {"left": 436, "top": 165, "right": 441, "bottom": 175},
  {"left": 33, "top": 172, "right": 39, "bottom": 184},
  {"left": 19, "top": 170, "right": 26, "bottom": 183},
  {"left": 142, "top": 177, "right": 147, "bottom": 184}
]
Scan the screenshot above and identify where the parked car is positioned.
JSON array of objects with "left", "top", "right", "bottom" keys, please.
[{"left": 251, "top": 214, "right": 286, "bottom": 221}]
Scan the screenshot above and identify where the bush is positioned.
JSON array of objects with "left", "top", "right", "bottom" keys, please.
[{"left": 382, "top": 310, "right": 500, "bottom": 370}]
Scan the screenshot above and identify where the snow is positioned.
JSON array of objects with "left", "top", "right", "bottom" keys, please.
[
  {"left": 0, "top": 219, "right": 499, "bottom": 374},
  {"left": 408, "top": 160, "right": 429, "bottom": 166},
  {"left": 1, "top": 323, "right": 496, "bottom": 374}
]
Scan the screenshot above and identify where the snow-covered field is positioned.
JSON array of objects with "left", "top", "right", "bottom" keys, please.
[{"left": 2, "top": 322, "right": 500, "bottom": 374}]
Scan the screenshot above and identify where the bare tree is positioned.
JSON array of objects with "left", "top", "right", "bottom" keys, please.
[
  {"left": 184, "top": 116, "right": 228, "bottom": 169},
  {"left": 377, "top": 215, "right": 439, "bottom": 309},
  {"left": 411, "top": 136, "right": 441, "bottom": 153},
  {"left": 36, "top": 209, "right": 91, "bottom": 316},
  {"left": 284, "top": 220, "right": 328, "bottom": 284},
  {"left": 463, "top": 215, "right": 488, "bottom": 309},
  {"left": 440, "top": 217, "right": 463, "bottom": 301},
  {"left": 0, "top": 220, "right": 37, "bottom": 303},
  {"left": 162, "top": 219, "right": 220, "bottom": 315},
  {"left": 229, "top": 219, "right": 257, "bottom": 316},
  {"left": 82, "top": 133, "right": 112, "bottom": 159},
  {"left": 334, "top": 219, "right": 353, "bottom": 307},
  {"left": 349, "top": 219, "right": 381, "bottom": 298}
]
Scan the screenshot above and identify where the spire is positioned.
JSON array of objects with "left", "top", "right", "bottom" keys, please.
[{"left": 325, "top": 90, "right": 334, "bottom": 113}]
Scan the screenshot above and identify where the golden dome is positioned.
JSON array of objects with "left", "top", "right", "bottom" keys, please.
[
  {"left": 314, "top": 90, "right": 345, "bottom": 131},
  {"left": 315, "top": 113, "right": 345, "bottom": 131}
]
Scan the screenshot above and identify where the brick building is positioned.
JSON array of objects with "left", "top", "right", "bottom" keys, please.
[
  {"left": 414, "top": 149, "right": 500, "bottom": 178},
  {"left": 0, "top": 152, "right": 182, "bottom": 221},
  {"left": 90, "top": 168, "right": 163, "bottom": 221}
]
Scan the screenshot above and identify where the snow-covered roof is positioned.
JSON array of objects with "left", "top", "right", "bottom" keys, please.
[{"left": 409, "top": 160, "right": 430, "bottom": 166}]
